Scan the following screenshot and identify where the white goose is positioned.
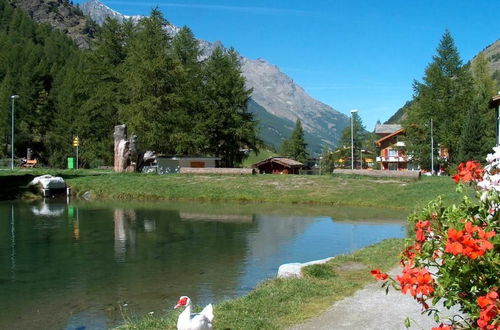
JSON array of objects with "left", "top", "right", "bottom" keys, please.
[{"left": 174, "top": 296, "right": 214, "bottom": 330}]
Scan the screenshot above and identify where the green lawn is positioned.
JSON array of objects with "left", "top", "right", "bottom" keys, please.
[{"left": 0, "top": 169, "right": 462, "bottom": 212}]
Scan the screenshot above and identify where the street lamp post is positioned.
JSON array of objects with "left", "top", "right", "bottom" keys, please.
[
  {"left": 430, "top": 118, "right": 434, "bottom": 175},
  {"left": 350, "top": 109, "right": 358, "bottom": 170},
  {"left": 360, "top": 149, "right": 366, "bottom": 169},
  {"left": 10, "top": 95, "right": 19, "bottom": 170}
]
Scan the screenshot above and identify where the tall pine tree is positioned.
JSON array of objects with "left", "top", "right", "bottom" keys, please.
[
  {"left": 404, "top": 30, "right": 475, "bottom": 168},
  {"left": 280, "top": 119, "right": 309, "bottom": 164},
  {"left": 118, "top": 8, "right": 179, "bottom": 152},
  {"left": 202, "top": 47, "right": 261, "bottom": 167}
]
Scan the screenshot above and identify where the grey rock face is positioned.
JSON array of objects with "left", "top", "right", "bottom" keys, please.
[
  {"left": 12, "top": 0, "right": 92, "bottom": 49},
  {"left": 81, "top": 0, "right": 350, "bottom": 149}
]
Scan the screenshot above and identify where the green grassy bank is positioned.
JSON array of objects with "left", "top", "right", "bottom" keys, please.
[
  {"left": 0, "top": 169, "right": 461, "bottom": 211},
  {"left": 120, "top": 238, "right": 403, "bottom": 329}
]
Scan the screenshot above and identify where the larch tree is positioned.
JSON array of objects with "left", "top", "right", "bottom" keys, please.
[
  {"left": 404, "top": 30, "right": 475, "bottom": 169},
  {"left": 281, "top": 119, "right": 309, "bottom": 164},
  {"left": 202, "top": 47, "right": 261, "bottom": 167},
  {"left": 118, "top": 8, "right": 179, "bottom": 153}
]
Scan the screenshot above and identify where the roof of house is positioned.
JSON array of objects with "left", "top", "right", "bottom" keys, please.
[
  {"left": 374, "top": 124, "right": 402, "bottom": 135},
  {"left": 375, "top": 128, "right": 405, "bottom": 146},
  {"left": 490, "top": 94, "right": 500, "bottom": 108},
  {"left": 252, "top": 157, "right": 304, "bottom": 168}
]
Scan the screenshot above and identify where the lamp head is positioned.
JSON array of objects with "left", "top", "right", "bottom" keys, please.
[
  {"left": 11, "top": 95, "right": 19, "bottom": 99},
  {"left": 350, "top": 109, "right": 358, "bottom": 114}
]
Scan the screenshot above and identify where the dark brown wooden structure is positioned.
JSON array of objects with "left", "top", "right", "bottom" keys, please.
[{"left": 252, "top": 157, "right": 304, "bottom": 174}]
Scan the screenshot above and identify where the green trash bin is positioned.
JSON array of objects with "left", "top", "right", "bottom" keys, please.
[{"left": 67, "top": 157, "right": 75, "bottom": 169}]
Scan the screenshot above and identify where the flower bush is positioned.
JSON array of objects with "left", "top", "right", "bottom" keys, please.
[{"left": 371, "top": 148, "right": 500, "bottom": 329}]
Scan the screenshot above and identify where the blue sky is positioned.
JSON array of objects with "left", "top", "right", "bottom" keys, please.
[{"left": 76, "top": 0, "right": 500, "bottom": 130}]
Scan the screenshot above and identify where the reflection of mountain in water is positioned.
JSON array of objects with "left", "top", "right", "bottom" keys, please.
[{"left": 245, "top": 215, "right": 317, "bottom": 261}]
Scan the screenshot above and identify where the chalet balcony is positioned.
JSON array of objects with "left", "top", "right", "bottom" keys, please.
[{"left": 376, "top": 156, "right": 408, "bottom": 162}]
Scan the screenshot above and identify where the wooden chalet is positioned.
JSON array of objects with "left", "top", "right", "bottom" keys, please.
[
  {"left": 374, "top": 124, "right": 409, "bottom": 171},
  {"left": 252, "top": 157, "right": 304, "bottom": 174}
]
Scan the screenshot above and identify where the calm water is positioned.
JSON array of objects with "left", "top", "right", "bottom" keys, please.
[{"left": 0, "top": 200, "right": 407, "bottom": 329}]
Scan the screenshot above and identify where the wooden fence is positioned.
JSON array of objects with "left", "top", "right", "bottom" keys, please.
[
  {"left": 333, "top": 169, "right": 421, "bottom": 179},
  {"left": 179, "top": 167, "right": 255, "bottom": 175}
]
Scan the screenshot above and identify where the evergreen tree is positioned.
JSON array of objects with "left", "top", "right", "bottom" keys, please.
[
  {"left": 336, "top": 111, "right": 366, "bottom": 166},
  {"left": 404, "top": 30, "right": 475, "bottom": 168},
  {"left": 0, "top": 0, "right": 78, "bottom": 165},
  {"left": 201, "top": 47, "right": 260, "bottom": 167},
  {"left": 281, "top": 119, "right": 309, "bottom": 164},
  {"left": 320, "top": 145, "right": 335, "bottom": 174},
  {"left": 118, "top": 8, "right": 178, "bottom": 152},
  {"left": 457, "top": 106, "right": 483, "bottom": 162},
  {"left": 470, "top": 53, "right": 499, "bottom": 157},
  {"left": 75, "top": 18, "right": 127, "bottom": 167},
  {"left": 170, "top": 26, "right": 205, "bottom": 155}
]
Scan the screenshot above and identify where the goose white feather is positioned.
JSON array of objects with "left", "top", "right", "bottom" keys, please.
[{"left": 175, "top": 296, "right": 213, "bottom": 330}]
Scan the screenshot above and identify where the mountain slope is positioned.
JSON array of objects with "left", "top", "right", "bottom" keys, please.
[
  {"left": 247, "top": 99, "right": 325, "bottom": 151},
  {"left": 11, "top": 0, "right": 93, "bottom": 48},
  {"left": 80, "top": 0, "right": 349, "bottom": 153},
  {"left": 477, "top": 39, "right": 500, "bottom": 84}
]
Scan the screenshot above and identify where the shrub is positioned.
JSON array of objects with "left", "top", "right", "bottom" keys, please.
[{"left": 371, "top": 148, "right": 499, "bottom": 329}]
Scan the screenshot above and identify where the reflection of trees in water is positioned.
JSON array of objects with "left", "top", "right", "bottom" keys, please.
[
  {"left": 0, "top": 203, "right": 261, "bottom": 329},
  {"left": 115, "top": 208, "right": 257, "bottom": 305}
]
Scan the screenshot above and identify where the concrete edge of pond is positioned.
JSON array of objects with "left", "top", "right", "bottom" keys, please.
[{"left": 277, "top": 257, "right": 334, "bottom": 278}]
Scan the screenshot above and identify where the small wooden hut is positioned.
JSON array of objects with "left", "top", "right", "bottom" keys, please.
[{"left": 252, "top": 157, "right": 304, "bottom": 174}]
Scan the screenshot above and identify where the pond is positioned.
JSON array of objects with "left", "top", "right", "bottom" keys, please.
[{"left": 0, "top": 200, "right": 407, "bottom": 329}]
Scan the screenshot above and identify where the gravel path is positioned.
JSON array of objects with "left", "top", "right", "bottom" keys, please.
[{"left": 288, "top": 267, "right": 462, "bottom": 330}]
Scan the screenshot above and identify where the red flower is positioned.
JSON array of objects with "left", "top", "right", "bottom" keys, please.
[
  {"left": 370, "top": 269, "right": 388, "bottom": 280},
  {"left": 476, "top": 289, "right": 499, "bottom": 330},
  {"left": 452, "top": 161, "right": 484, "bottom": 183},
  {"left": 415, "top": 220, "right": 431, "bottom": 242},
  {"left": 444, "top": 222, "right": 495, "bottom": 259},
  {"left": 397, "top": 266, "right": 434, "bottom": 298}
]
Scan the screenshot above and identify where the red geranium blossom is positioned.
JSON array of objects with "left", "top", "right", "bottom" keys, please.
[
  {"left": 444, "top": 221, "right": 495, "bottom": 260},
  {"left": 452, "top": 161, "right": 484, "bottom": 184},
  {"left": 397, "top": 265, "right": 434, "bottom": 297},
  {"left": 476, "top": 289, "right": 499, "bottom": 330},
  {"left": 370, "top": 268, "right": 388, "bottom": 280},
  {"left": 415, "top": 220, "right": 431, "bottom": 242}
]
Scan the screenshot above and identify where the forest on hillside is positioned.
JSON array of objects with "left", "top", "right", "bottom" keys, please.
[{"left": 0, "top": 1, "right": 260, "bottom": 168}]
